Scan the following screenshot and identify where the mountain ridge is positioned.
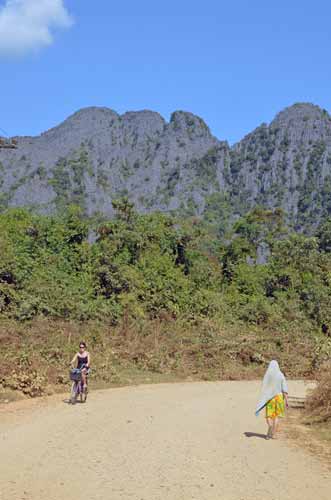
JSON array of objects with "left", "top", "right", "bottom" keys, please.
[{"left": 1, "top": 102, "right": 331, "bottom": 230}]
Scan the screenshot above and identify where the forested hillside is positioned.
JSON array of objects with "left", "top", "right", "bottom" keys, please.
[{"left": 1, "top": 202, "right": 331, "bottom": 396}]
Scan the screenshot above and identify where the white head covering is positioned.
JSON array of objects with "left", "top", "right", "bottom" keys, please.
[{"left": 255, "top": 360, "right": 288, "bottom": 416}]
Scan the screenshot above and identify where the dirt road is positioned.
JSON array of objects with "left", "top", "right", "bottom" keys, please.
[{"left": 0, "top": 381, "right": 330, "bottom": 500}]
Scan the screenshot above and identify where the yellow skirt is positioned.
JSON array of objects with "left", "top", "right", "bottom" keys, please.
[{"left": 265, "top": 393, "right": 285, "bottom": 419}]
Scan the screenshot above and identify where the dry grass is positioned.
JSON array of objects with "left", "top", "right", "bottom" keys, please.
[
  {"left": 283, "top": 368, "right": 331, "bottom": 466},
  {"left": 285, "top": 408, "right": 331, "bottom": 468},
  {"left": 306, "top": 366, "right": 331, "bottom": 423},
  {"left": 0, "top": 315, "right": 320, "bottom": 399}
]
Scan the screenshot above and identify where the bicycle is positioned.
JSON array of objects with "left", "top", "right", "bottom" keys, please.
[{"left": 69, "top": 366, "right": 88, "bottom": 404}]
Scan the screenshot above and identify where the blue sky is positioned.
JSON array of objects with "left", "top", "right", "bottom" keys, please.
[{"left": 0, "top": 0, "right": 330, "bottom": 144}]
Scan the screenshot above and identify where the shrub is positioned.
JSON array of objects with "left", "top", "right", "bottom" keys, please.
[{"left": 306, "top": 368, "right": 331, "bottom": 422}]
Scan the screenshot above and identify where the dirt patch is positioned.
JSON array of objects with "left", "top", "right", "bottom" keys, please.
[
  {"left": 1, "top": 381, "right": 330, "bottom": 500},
  {"left": 284, "top": 408, "right": 331, "bottom": 468}
]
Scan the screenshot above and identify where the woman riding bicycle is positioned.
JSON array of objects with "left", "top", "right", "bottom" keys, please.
[{"left": 70, "top": 342, "right": 91, "bottom": 391}]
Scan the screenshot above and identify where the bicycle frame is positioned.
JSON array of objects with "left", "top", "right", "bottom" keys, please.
[{"left": 70, "top": 369, "right": 88, "bottom": 404}]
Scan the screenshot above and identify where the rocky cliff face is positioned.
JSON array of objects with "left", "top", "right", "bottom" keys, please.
[
  {"left": 1, "top": 102, "right": 331, "bottom": 230},
  {"left": 229, "top": 103, "right": 331, "bottom": 230}
]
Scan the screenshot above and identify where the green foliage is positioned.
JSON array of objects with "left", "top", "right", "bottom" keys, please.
[
  {"left": 0, "top": 202, "right": 330, "bottom": 362},
  {"left": 190, "top": 147, "right": 220, "bottom": 191},
  {"left": 2, "top": 202, "right": 331, "bottom": 398},
  {"left": 202, "top": 192, "right": 232, "bottom": 238},
  {"left": 48, "top": 148, "right": 92, "bottom": 211},
  {"left": 96, "top": 167, "right": 110, "bottom": 189},
  {"left": 316, "top": 217, "right": 331, "bottom": 252}
]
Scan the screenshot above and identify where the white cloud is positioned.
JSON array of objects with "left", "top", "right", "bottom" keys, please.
[{"left": 0, "top": 0, "right": 73, "bottom": 57}]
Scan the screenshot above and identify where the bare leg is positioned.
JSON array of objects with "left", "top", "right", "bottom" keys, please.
[
  {"left": 81, "top": 369, "right": 87, "bottom": 389},
  {"left": 272, "top": 417, "right": 279, "bottom": 438},
  {"left": 266, "top": 418, "right": 273, "bottom": 439}
]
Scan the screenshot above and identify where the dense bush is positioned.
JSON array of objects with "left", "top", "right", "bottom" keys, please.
[
  {"left": 1, "top": 202, "right": 331, "bottom": 396},
  {"left": 0, "top": 202, "right": 331, "bottom": 346},
  {"left": 307, "top": 366, "right": 331, "bottom": 422}
]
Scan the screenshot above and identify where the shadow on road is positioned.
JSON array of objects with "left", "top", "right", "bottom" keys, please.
[
  {"left": 244, "top": 431, "right": 267, "bottom": 439},
  {"left": 63, "top": 398, "right": 87, "bottom": 405}
]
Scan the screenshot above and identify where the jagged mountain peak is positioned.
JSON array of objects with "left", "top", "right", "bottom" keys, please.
[
  {"left": 120, "top": 110, "right": 166, "bottom": 136},
  {"left": 40, "top": 106, "right": 119, "bottom": 143},
  {"left": 48, "top": 106, "right": 119, "bottom": 130},
  {"left": 1, "top": 102, "right": 331, "bottom": 232},
  {"left": 121, "top": 109, "right": 165, "bottom": 122},
  {"left": 235, "top": 103, "right": 331, "bottom": 147},
  {"left": 39, "top": 107, "right": 214, "bottom": 143},
  {"left": 272, "top": 102, "right": 330, "bottom": 127},
  {"left": 44, "top": 107, "right": 212, "bottom": 137},
  {"left": 67, "top": 106, "right": 119, "bottom": 119},
  {"left": 170, "top": 110, "right": 212, "bottom": 135}
]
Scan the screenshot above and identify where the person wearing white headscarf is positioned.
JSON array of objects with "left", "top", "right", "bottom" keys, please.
[{"left": 256, "top": 360, "right": 289, "bottom": 439}]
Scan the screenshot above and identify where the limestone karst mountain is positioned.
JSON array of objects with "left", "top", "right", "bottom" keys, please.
[{"left": 1, "top": 102, "right": 331, "bottom": 230}]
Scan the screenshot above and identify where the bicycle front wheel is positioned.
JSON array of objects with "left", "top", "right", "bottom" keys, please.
[{"left": 70, "top": 382, "right": 78, "bottom": 404}]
